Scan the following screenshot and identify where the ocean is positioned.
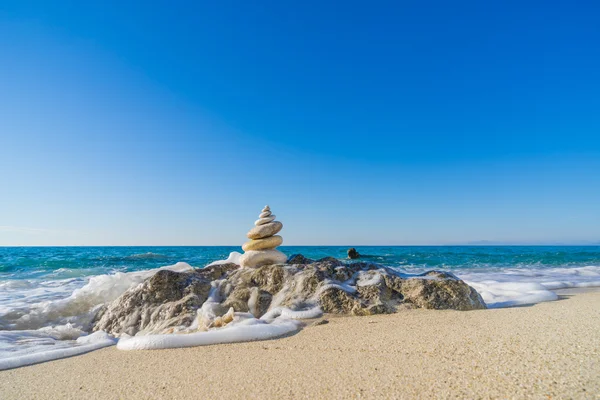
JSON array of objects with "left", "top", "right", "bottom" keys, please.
[{"left": 1, "top": 246, "right": 600, "bottom": 368}]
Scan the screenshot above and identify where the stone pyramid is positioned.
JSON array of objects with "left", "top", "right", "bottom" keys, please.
[{"left": 239, "top": 205, "right": 287, "bottom": 268}]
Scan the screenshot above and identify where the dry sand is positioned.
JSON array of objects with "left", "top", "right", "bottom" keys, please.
[{"left": 1, "top": 290, "right": 599, "bottom": 399}]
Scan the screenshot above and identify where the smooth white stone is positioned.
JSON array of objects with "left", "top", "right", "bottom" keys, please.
[
  {"left": 242, "top": 235, "right": 283, "bottom": 251},
  {"left": 259, "top": 211, "right": 272, "bottom": 218},
  {"left": 247, "top": 221, "right": 283, "bottom": 240},
  {"left": 262, "top": 205, "right": 270, "bottom": 213},
  {"left": 239, "top": 250, "right": 287, "bottom": 268},
  {"left": 255, "top": 215, "right": 276, "bottom": 226}
]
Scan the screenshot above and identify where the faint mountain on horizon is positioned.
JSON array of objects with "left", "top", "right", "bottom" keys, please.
[{"left": 465, "top": 240, "right": 600, "bottom": 246}]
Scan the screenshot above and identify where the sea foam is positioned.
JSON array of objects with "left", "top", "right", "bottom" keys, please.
[
  {"left": 206, "top": 251, "right": 242, "bottom": 266},
  {"left": 0, "top": 331, "right": 116, "bottom": 370},
  {"left": 0, "top": 262, "right": 194, "bottom": 331},
  {"left": 0, "top": 262, "right": 193, "bottom": 370},
  {"left": 457, "top": 265, "right": 600, "bottom": 308},
  {"left": 117, "top": 319, "right": 301, "bottom": 351}
]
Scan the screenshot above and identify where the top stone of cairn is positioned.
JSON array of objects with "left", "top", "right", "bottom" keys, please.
[{"left": 239, "top": 205, "right": 287, "bottom": 268}]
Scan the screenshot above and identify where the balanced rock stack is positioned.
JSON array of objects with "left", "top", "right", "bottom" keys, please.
[{"left": 239, "top": 205, "right": 287, "bottom": 268}]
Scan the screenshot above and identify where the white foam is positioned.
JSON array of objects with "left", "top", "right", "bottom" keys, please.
[
  {"left": 456, "top": 265, "right": 600, "bottom": 308},
  {"left": 466, "top": 281, "right": 559, "bottom": 308},
  {"left": 117, "top": 319, "right": 301, "bottom": 351},
  {"left": 0, "top": 263, "right": 192, "bottom": 368},
  {"left": 247, "top": 287, "right": 261, "bottom": 317},
  {"left": 260, "top": 306, "right": 323, "bottom": 321},
  {"left": 0, "top": 323, "right": 86, "bottom": 360},
  {"left": 190, "top": 280, "right": 225, "bottom": 331},
  {"left": 0, "top": 262, "right": 194, "bottom": 331},
  {"left": 316, "top": 281, "right": 357, "bottom": 296},
  {"left": 0, "top": 330, "right": 116, "bottom": 371},
  {"left": 356, "top": 270, "right": 384, "bottom": 287},
  {"left": 207, "top": 252, "right": 242, "bottom": 266}
]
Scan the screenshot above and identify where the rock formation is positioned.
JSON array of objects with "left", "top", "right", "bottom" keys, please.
[
  {"left": 239, "top": 205, "right": 287, "bottom": 268},
  {"left": 93, "top": 256, "right": 486, "bottom": 337},
  {"left": 93, "top": 263, "right": 238, "bottom": 336},
  {"left": 347, "top": 248, "right": 360, "bottom": 259}
]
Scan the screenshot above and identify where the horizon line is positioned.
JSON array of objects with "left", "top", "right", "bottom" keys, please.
[{"left": 1, "top": 243, "right": 599, "bottom": 248}]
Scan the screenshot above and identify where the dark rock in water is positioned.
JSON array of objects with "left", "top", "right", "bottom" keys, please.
[
  {"left": 347, "top": 248, "right": 361, "bottom": 259},
  {"left": 93, "top": 256, "right": 486, "bottom": 336}
]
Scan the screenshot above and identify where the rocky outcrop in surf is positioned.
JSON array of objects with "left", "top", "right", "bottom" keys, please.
[
  {"left": 240, "top": 205, "right": 287, "bottom": 268},
  {"left": 93, "top": 263, "right": 238, "bottom": 336},
  {"left": 347, "top": 248, "right": 361, "bottom": 259},
  {"left": 93, "top": 256, "right": 486, "bottom": 337}
]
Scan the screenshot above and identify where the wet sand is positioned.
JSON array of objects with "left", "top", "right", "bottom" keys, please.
[{"left": 1, "top": 291, "right": 599, "bottom": 399}]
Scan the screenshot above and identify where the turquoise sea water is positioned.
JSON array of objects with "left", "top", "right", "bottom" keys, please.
[
  {"left": 1, "top": 246, "right": 600, "bottom": 368},
  {"left": 3, "top": 245, "right": 600, "bottom": 279}
]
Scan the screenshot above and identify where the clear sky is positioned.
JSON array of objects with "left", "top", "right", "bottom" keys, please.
[{"left": 1, "top": 1, "right": 599, "bottom": 246}]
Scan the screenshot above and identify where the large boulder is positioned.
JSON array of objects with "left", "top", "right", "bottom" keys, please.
[
  {"left": 395, "top": 271, "right": 486, "bottom": 311},
  {"left": 93, "top": 257, "right": 485, "bottom": 336},
  {"left": 93, "top": 263, "right": 237, "bottom": 336}
]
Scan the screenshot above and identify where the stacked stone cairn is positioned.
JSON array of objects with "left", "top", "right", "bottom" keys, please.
[{"left": 239, "top": 205, "right": 287, "bottom": 268}]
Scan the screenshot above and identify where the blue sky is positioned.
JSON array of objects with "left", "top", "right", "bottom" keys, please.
[{"left": 1, "top": 1, "right": 599, "bottom": 246}]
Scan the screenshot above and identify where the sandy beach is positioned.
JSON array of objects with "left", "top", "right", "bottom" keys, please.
[{"left": 1, "top": 290, "right": 598, "bottom": 399}]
